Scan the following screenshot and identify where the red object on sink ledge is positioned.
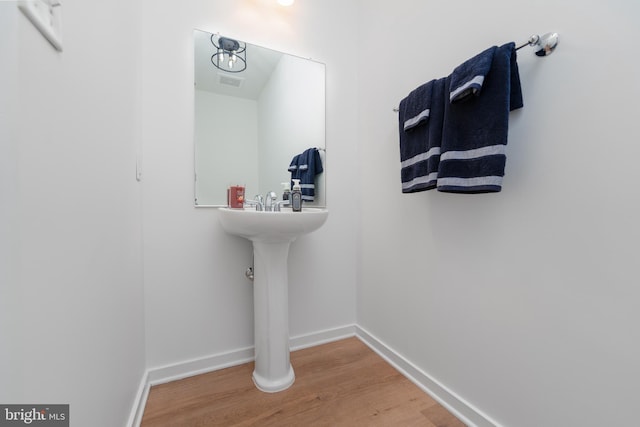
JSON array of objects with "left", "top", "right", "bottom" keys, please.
[{"left": 228, "top": 185, "right": 245, "bottom": 208}]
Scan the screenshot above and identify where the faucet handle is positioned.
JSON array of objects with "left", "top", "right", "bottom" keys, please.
[
  {"left": 244, "top": 195, "right": 264, "bottom": 211},
  {"left": 274, "top": 200, "right": 290, "bottom": 212}
]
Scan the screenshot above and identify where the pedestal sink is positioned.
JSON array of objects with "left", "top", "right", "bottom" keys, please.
[{"left": 218, "top": 207, "right": 329, "bottom": 392}]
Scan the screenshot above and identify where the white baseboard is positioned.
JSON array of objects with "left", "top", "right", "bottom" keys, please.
[
  {"left": 127, "top": 324, "right": 357, "bottom": 427},
  {"left": 355, "top": 325, "right": 500, "bottom": 427},
  {"left": 291, "top": 324, "right": 357, "bottom": 350},
  {"left": 126, "top": 370, "right": 149, "bottom": 427},
  {"left": 146, "top": 346, "right": 256, "bottom": 387},
  {"left": 127, "top": 324, "right": 498, "bottom": 427}
]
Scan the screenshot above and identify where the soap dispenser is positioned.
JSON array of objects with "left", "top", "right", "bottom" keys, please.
[
  {"left": 281, "top": 182, "right": 291, "bottom": 202},
  {"left": 291, "top": 179, "right": 302, "bottom": 212}
]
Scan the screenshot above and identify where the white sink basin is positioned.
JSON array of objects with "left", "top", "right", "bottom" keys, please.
[
  {"left": 217, "top": 206, "right": 328, "bottom": 392},
  {"left": 218, "top": 207, "right": 328, "bottom": 243}
]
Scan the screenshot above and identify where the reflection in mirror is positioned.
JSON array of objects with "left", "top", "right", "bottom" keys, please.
[{"left": 193, "top": 29, "right": 326, "bottom": 207}]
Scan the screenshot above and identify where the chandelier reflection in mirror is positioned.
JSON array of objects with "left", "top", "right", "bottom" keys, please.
[{"left": 211, "top": 34, "right": 247, "bottom": 73}]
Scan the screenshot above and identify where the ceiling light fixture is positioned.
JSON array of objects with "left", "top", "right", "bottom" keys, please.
[{"left": 211, "top": 35, "right": 247, "bottom": 73}]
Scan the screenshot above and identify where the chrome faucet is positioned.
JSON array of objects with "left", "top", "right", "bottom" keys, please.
[
  {"left": 265, "top": 191, "right": 278, "bottom": 211},
  {"left": 244, "top": 194, "right": 264, "bottom": 211},
  {"left": 243, "top": 192, "right": 283, "bottom": 211}
]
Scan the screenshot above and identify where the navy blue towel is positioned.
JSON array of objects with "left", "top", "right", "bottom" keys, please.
[
  {"left": 398, "top": 78, "right": 446, "bottom": 192},
  {"left": 449, "top": 46, "right": 497, "bottom": 103},
  {"left": 288, "top": 148, "right": 323, "bottom": 202},
  {"left": 437, "top": 42, "right": 523, "bottom": 193},
  {"left": 288, "top": 154, "right": 300, "bottom": 179}
]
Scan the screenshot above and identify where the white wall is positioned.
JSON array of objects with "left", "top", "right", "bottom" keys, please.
[
  {"left": 0, "top": 2, "right": 22, "bottom": 404},
  {"left": 0, "top": 1, "right": 145, "bottom": 426},
  {"left": 140, "top": 0, "right": 358, "bottom": 369},
  {"left": 357, "top": 1, "right": 640, "bottom": 426},
  {"left": 194, "top": 91, "right": 259, "bottom": 205}
]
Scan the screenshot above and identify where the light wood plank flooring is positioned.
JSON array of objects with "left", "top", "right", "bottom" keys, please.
[{"left": 141, "top": 337, "right": 466, "bottom": 426}]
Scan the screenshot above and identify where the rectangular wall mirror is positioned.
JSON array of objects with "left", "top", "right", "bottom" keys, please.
[{"left": 193, "top": 29, "right": 326, "bottom": 207}]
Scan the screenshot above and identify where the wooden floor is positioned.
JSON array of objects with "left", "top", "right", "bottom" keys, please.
[{"left": 141, "top": 337, "right": 466, "bottom": 426}]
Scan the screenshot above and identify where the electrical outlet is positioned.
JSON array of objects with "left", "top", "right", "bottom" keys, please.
[{"left": 18, "top": 0, "right": 63, "bottom": 52}]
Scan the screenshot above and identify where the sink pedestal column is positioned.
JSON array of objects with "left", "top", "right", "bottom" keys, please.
[
  {"left": 217, "top": 207, "right": 328, "bottom": 392},
  {"left": 251, "top": 240, "right": 295, "bottom": 392}
]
